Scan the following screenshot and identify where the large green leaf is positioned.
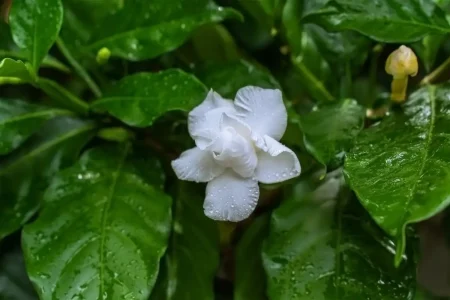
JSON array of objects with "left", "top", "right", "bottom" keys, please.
[
  {"left": 299, "top": 99, "right": 365, "bottom": 167},
  {"left": 303, "top": 0, "right": 450, "bottom": 43},
  {"left": 262, "top": 171, "right": 416, "bottom": 300},
  {"left": 22, "top": 145, "right": 172, "bottom": 300},
  {"left": 195, "top": 59, "right": 280, "bottom": 98},
  {"left": 345, "top": 85, "right": 450, "bottom": 265},
  {"left": 0, "top": 117, "right": 96, "bottom": 240},
  {"left": 91, "top": 69, "right": 207, "bottom": 127},
  {"left": 0, "top": 99, "right": 72, "bottom": 155},
  {"left": 9, "top": 0, "right": 63, "bottom": 72},
  {"left": 234, "top": 214, "right": 269, "bottom": 300},
  {"left": 151, "top": 183, "right": 219, "bottom": 300},
  {"left": 83, "top": 0, "right": 239, "bottom": 61}
]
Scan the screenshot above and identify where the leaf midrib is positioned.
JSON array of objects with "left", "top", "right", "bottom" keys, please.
[
  {"left": 0, "top": 123, "right": 96, "bottom": 175},
  {"left": 98, "top": 144, "right": 130, "bottom": 297},
  {"left": 0, "top": 109, "right": 71, "bottom": 127},
  {"left": 403, "top": 86, "right": 436, "bottom": 225}
]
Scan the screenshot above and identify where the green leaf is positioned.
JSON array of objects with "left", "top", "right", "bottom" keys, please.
[
  {"left": 0, "top": 99, "right": 72, "bottom": 155},
  {"left": 0, "top": 58, "right": 34, "bottom": 84},
  {"left": 151, "top": 183, "right": 219, "bottom": 299},
  {"left": 91, "top": 69, "right": 207, "bottom": 127},
  {"left": 0, "top": 244, "right": 38, "bottom": 300},
  {"left": 299, "top": 99, "right": 365, "bottom": 167},
  {"left": 0, "top": 58, "right": 89, "bottom": 114},
  {"left": 195, "top": 59, "right": 280, "bottom": 98},
  {"left": 84, "top": 0, "right": 240, "bottom": 61},
  {"left": 344, "top": 85, "right": 450, "bottom": 265},
  {"left": 413, "top": 34, "right": 447, "bottom": 72},
  {"left": 234, "top": 214, "right": 269, "bottom": 300},
  {"left": 0, "top": 117, "right": 96, "bottom": 240},
  {"left": 22, "top": 145, "right": 172, "bottom": 300},
  {"left": 9, "top": 0, "right": 63, "bottom": 72},
  {"left": 282, "top": 0, "right": 334, "bottom": 102},
  {"left": 262, "top": 171, "right": 416, "bottom": 300},
  {"left": 303, "top": 0, "right": 450, "bottom": 43}
]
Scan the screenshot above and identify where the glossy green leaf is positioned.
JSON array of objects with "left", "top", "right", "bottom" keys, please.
[
  {"left": 0, "top": 117, "right": 96, "bottom": 240},
  {"left": 234, "top": 214, "right": 269, "bottom": 300},
  {"left": 0, "top": 244, "right": 38, "bottom": 300},
  {"left": 0, "top": 22, "right": 69, "bottom": 73},
  {"left": 91, "top": 69, "right": 207, "bottom": 127},
  {"left": 195, "top": 59, "right": 280, "bottom": 98},
  {"left": 9, "top": 0, "right": 63, "bottom": 72},
  {"left": 84, "top": 0, "right": 239, "bottom": 61},
  {"left": 0, "top": 99, "right": 72, "bottom": 155},
  {"left": 303, "top": 0, "right": 450, "bottom": 43},
  {"left": 22, "top": 145, "right": 172, "bottom": 300},
  {"left": 262, "top": 171, "right": 416, "bottom": 300},
  {"left": 344, "top": 85, "right": 450, "bottom": 265},
  {"left": 0, "top": 58, "right": 34, "bottom": 84},
  {"left": 151, "top": 183, "right": 219, "bottom": 300},
  {"left": 299, "top": 99, "right": 365, "bottom": 166}
]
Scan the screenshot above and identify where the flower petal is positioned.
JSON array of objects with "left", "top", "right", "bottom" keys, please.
[
  {"left": 255, "top": 135, "right": 301, "bottom": 184},
  {"left": 204, "top": 171, "right": 259, "bottom": 222},
  {"left": 188, "top": 89, "right": 235, "bottom": 138},
  {"left": 171, "top": 147, "right": 224, "bottom": 182},
  {"left": 234, "top": 86, "right": 287, "bottom": 141},
  {"left": 211, "top": 116, "right": 257, "bottom": 178}
]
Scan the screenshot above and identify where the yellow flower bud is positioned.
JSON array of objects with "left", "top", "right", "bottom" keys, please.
[
  {"left": 96, "top": 47, "right": 111, "bottom": 65},
  {"left": 385, "top": 45, "right": 418, "bottom": 103}
]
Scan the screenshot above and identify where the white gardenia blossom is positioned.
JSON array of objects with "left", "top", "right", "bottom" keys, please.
[{"left": 171, "top": 86, "right": 301, "bottom": 221}]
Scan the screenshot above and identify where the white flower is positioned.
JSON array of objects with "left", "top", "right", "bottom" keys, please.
[{"left": 171, "top": 86, "right": 301, "bottom": 221}]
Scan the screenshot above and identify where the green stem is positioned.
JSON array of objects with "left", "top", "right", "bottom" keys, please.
[
  {"left": 56, "top": 38, "right": 102, "bottom": 98},
  {"left": 421, "top": 55, "right": 450, "bottom": 85},
  {"left": 292, "top": 56, "right": 334, "bottom": 102},
  {"left": 369, "top": 44, "right": 383, "bottom": 107}
]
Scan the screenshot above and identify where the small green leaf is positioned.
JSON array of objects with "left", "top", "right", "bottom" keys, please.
[
  {"left": 195, "top": 59, "right": 280, "bottom": 98},
  {"left": 344, "top": 85, "right": 450, "bottom": 265},
  {"left": 9, "top": 0, "right": 63, "bottom": 72},
  {"left": 0, "top": 117, "right": 97, "bottom": 241},
  {"left": 234, "top": 214, "right": 269, "bottom": 300},
  {"left": 22, "top": 145, "right": 172, "bottom": 300},
  {"left": 303, "top": 0, "right": 450, "bottom": 43},
  {"left": 91, "top": 69, "right": 207, "bottom": 127},
  {"left": 299, "top": 99, "right": 365, "bottom": 167},
  {"left": 151, "top": 183, "right": 219, "bottom": 299},
  {"left": 84, "top": 0, "right": 240, "bottom": 61},
  {"left": 0, "top": 99, "right": 72, "bottom": 155},
  {"left": 262, "top": 171, "right": 416, "bottom": 300},
  {"left": 0, "top": 58, "right": 34, "bottom": 84}
]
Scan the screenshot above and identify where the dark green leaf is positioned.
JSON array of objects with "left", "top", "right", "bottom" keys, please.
[
  {"left": 303, "top": 0, "right": 450, "bottom": 43},
  {"left": 299, "top": 99, "right": 365, "bottom": 166},
  {"left": 195, "top": 59, "right": 280, "bottom": 98},
  {"left": 262, "top": 171, "right": 416, "bottom": 299},
  {"left": 282, "top": 0, "right": 334, "bottom": 102},
  {"left": 0, "top": 244, "right": 38, "bottom": 300},
  {"left": 22, "top": 145, "right": 172, "bottom": 300},
  {"left": 0, "top": 117, "right": 97, "bottom": 240},
  {"left": 234, "top": 214, "right": 269, "bottom": 300},
  {"left": 83, "top": 0, "right": 239, "bottom": 61},
  {"left": 91, "top": 69, "right": 207, "bottom": 127},
  {"left": 0, "top": 59, "right": 89, "bottom": 114},
  {"left": 413, "top": 34, "right": 447, "bottom": 72},
  {"left": 0, "top": 99, "right": 72, "bottom": 155},
  {"left": 151, "top": 183, "right": 219, "bottom": 300},
  {"left": 344, "top": 85, "right": 450, "bottom": 265},
  {"left": 9, "top": 0, "right": 63, "bottom": 72}
]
